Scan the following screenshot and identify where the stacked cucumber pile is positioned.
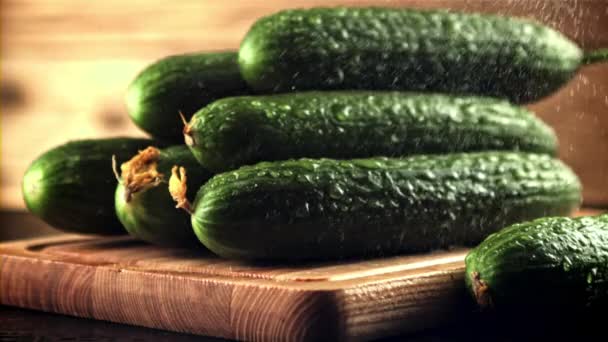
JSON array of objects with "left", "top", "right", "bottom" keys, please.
[{"left": 22, "top": 7, "right": 608, "bottom": 318}]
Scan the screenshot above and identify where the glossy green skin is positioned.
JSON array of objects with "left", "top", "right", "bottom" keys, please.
[
  {"left": 465, "top": 214, "right": 608, "bottom": 317},
  {"left": 187, "top": 92, "right": 557, "bottom": 172},
  {"left": 115, "top": 146, "right": 213, "bottom": 247},
  {"left": 22, "top": 138, "right": 154, "bottom": 235},
  {"left": 126, "top": 52, "right": 250, "bottom": 142},
  {"left": 239, "top": 7, "right": 583, "bottom": 103},
  {"left": 191, "top": 152, "right": 581, "bottom": 260}
]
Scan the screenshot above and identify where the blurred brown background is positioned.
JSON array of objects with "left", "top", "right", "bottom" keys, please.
[{"left": 1, "top": 0, "right": 607, "bottom": 232}]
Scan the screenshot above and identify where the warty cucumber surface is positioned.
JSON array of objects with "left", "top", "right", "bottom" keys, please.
[
  {"left": 185, "top": 92, "right": 557, "bottom": 172},
  {"left": 239, "top": 7, "right": 608, "bottom": 103},
  {"left": 126, "top": 51, "right": 250, "bottom": 142},
  {"left": 189, "top": 152, "right": 581, "bottom": 260},
  {"left": 22, "top": 138, "right": 154, "bottom": 235},
  {"left": 466, "top": 214, "right": 608, "bottom": 319}
]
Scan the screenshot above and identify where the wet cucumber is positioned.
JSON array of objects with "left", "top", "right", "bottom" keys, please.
[
  {"left": 184, "top": 92, "right": 557, "bottom": 172},
  {"left": 22, "top": 138, "right": 154, "bottom": 235},
  {"left": 179, "top": 152, "right": 581, "bottom": 260},
  {"left": 239, "top": 7, "right": 608, "bottom": 103},
  {"left": 115, "top": 145, "right": 213, "bottom": 247},
  {"left": 126, "top": 51, "right": 250, "bottom": 142},
  {"left": 465, "top": 214, "right": 608, "bottom": 319}
]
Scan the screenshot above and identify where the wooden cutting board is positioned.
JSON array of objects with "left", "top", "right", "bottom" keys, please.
[
  {"left": 0, "top": 209, "right": 601, "bottom": 341},
  {"left": 0, "top": 235, "right": 468, "bottom": 341}
]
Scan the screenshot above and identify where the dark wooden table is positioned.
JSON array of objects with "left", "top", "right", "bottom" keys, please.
[
  {"left": 0, "top": 305, "right": 223, "bottom": 342},
  {"left": 3, "top": 305, "right": 602, "bottom": 342}
]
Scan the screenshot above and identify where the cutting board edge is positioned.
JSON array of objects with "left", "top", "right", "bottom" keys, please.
[{"left": 0, "top": 250, "right": 466, "bottom": 341}]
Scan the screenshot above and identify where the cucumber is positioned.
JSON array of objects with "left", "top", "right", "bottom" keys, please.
[
  {"left": 465, "top": 214, "right": 608, "bottom": 319},
  {"left": 126, "top": 52, "right": 250, "bottom": 142},
  {"left": 22, "top": 138, "right": 154, "bottom": 235},
  {"left": 115, "top": 145, "right": 213, "bottom": 247},
  {"left": 177, "top": 152, "right": 581, "bottom": 260},
  {"left": 239, "top": 7, "right": 608, "bottom": 103},
  {"left": 184, "top": 92, "right": 557, "bottom": 172}
]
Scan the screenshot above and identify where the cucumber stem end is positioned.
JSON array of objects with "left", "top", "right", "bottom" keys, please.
[
  {"left": 180, "top": 111, "right": 195, "bottom": 147},
  {"left": 583, "top": 48, "right": 608, "bottom": 65},
  {"left": 471, "top": 271, "right": 494, "bottom": 310}
]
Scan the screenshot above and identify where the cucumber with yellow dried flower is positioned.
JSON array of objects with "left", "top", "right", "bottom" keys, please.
[{"left": 115, "top": 145, "right": 213, "bottom": 247}]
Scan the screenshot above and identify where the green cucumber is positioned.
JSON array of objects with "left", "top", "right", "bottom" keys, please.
[
  {"left": 115, "top": 146, "right": 213, "bottom": 247},
  {"left": 465, "top": 214, "right": 608, "bottom": 319},
  {"left": 182, "top": 152, "right": 581, "bottom": 260},
  {"left": 126, "top": 52, "right": 250, "bottom": 142},
  {"left": 22, "top": 138, "right": 154, "bottom": 235},
  {"left": 239, "top": 7, "right": 608, "bottom": 103},
  {"left": 185, "top": 92, "right": 557, "bottom": 172}
]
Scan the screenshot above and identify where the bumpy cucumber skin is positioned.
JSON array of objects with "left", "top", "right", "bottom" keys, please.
[
  {"left": 239, "top": 7, "right": 582, "bottom": 103},
  {"left": 126, "top": 52, "right": 249, "bottom": 142},
  {"left": 115, "top": 146, "right": 213, "bottom": 247},
  {"left": 22, "top": 138, "right": 154, "bottom": 235},
  {"left": 191, "top": 152, "right": 581, "bottom": 260},
  {"left": 465, "top": 214, "right": 608, "bottom": 317},
  {"left": 187, "top": 92, "right": 557, "bottom": 172}
]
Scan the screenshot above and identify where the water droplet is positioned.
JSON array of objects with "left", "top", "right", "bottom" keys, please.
[
  {"left": 329, "top": 183, "right": 345, "bottom": 199},
  {"left": 257, "top": 170, "right": 268, "bottom": 177},
  {"left": 422, "top": 170, "right": 436, "bottom": 180}
]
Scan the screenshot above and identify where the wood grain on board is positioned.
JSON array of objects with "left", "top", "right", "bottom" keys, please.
[
  {"left": 0, "top": 235, "right": 467, "bottom": 341},
  {"left": 2, "top": 0, "right": 608, "bottom": 209},
  {"left": 0, "top": 208, "right": 603, "bottom": 341}
]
